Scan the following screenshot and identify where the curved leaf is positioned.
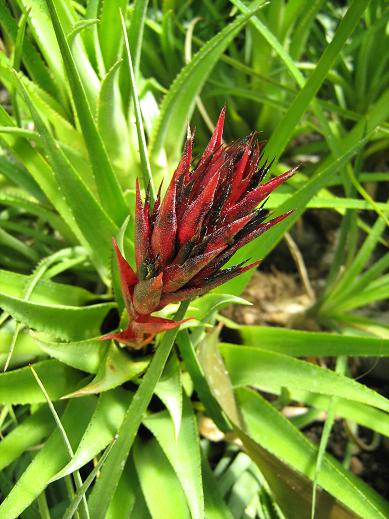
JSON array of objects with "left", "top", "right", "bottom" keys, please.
[
  {"left": 149, "top": 0, "right": 265, "bottom": 167},
  {"left": 198, "top": 332, "right": 351, "bottom": 518},
  {"left": 237, "top": 388, "right": 389, "bottom": 519},
  {"left": 0, "top": 397, "right": 96, "bottom": 519},
  {"left": 0, "top": 404, "right": 57, "bottom": 470},
  {"left": 0, "top": 268, "right": 96, "bottom": 306},
  {"left": 37, "top": 337, "right": 108, "bottom": 374},
  {"left": 237, "top": 326, "right": 389, "bottom": 357},
  {"left": 98, "top": 0, "right": 127, "bottom": 68},
  {"left": 134, "top": 436, "right": 191, "bottom": 519},
  {"left": 0, "top": 330, "right": 42, "bottom": 369},
  {"left": 97, "top": 60, "right": 130, "bottom": 183},
  {"left": 0, "top": 290, "right": 115, "bottom": 341},
  {"left": 45, "top": 0, "right": 128, "bottom": 226},
  {"left": 220, "top": 344, "right": 389, "bottom": 413},
  {"left": 155, "top": 353, "right": 182, "bottom": 439},
  {"left": 262, "top": 384, "right": 389, "bottom": 439},
  {"left": 144, "top": 394, "right": 204, "bottom": 519},
  {"left": 13, "top": 72, "right": 119, "bottom": 281},
  {"left": 88, "top": 301, "right": 190, "bottom": 519},
  {"left": 66, "top": 343, "right": 149, "bottom": 396},
  {"left": 0, "top": 359, "right": 85, "bottom": 404},
  {"left": 53, "top": 388, "right": 129, "bottom": 480}
]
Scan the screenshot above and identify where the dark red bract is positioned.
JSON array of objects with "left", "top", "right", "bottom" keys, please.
[{"left": 102, "top": 108, "right": 296, "bottom": 347}]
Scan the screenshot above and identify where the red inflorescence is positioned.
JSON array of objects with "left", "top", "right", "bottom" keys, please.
[{"left": 102, "top": 108, "right": 297, "bottom": 347}]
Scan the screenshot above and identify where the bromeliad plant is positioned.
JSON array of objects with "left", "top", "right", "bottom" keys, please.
[
  {"left": 0, "top": 2, "right": 389, "bottom": 519},
  {"left": 104, "top": 109, "right": 295, "bottom": 347}
]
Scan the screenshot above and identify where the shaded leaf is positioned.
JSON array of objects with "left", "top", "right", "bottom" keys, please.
[
  {"left": 66, "top": 343, "right": 149, "bottom": 396},
  {"left": 144, "top": 394, "right": 204, "bottom": 519},
  {"left": 0, "top": 397, "right": 96, "bottom": 519},
  {"left": 53, "top": 388, "right": 129, "bottom": 480},
  {"left": 134, "top": 436, "right": 191, "bottom": 519}
]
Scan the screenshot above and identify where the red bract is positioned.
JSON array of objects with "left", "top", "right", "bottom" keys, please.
[{"left": 102, "top": 108, "right": 296, "bottom": 347}]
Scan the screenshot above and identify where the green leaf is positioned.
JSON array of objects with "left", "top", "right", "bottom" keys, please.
[
  {"left": 0, "top": 105, "right": 79, "bottom": 235},
  {"left": 45, "top": 0, "right": 128, "bottom": 226},
  {"left": 0, "top": 226, "right": 39, "bottom": 262},
  {"left": 130, "top": 489, "right": 152, "bottom": 519},
  {"left": 155, "top": 353, "right": 182, "bottom": 439},
  {"left": 0, "top": 156, "right": 98, "bottom": 259},
  {"left": 262, "top": 384, "right": 389, "bottom": 439},
  {"left": 266, "top": 192, "right": 389, "bottom": 212},
  {"left": 149, "top": 0, "right": 265, "bottom": 168},
  {"left": 0, "top": 191, "right": 72, "bottom": 239},
  {"left": 201, "top": 457, "right": 234, "bottom": 519},
  {"left": 12, "top": 72, "right": 119, "bottom": 281},
  {"left": 0, "top": 0, "right": 59, "bottom": 98},
  {"left": 0, "top": 397, "right": 96, "bottom": 519},
  {"left": 0, "top": 404, "right": 57, "bottom": 471},
  {"left": 105, "top": 457, "right": 137, "bottom": 519},
  {"left": 134, "top": 436, "right": 191, "bottom": 519},
  {"left": 37, "top": 337, "right": 107, "bottom": 374},
  {"left": 237, "top": 388, "right": 389, "bottom": 519},
  {"left": 198, "top": 331, "right": 242, "bottom": 427},
  {"left": 67, "top": 19, "right": 100, "bottom": 45},
  {"left": 0, "top": 153, "right": 44, "bottom": 201},
  {"left": 0, "top": 267, "right": 96, "bottom": 306},
  {"left": 220, "top": 22, "right": 389, "bottom": 299},
  {"left": 237, "top": 422, "right": 357, "bottom": 519},
  {"left": 30, "top": 363, "right": 90, "bottom": 519},
  {"left": 0, "top": 360, "right": 85, "bottom": 404},
  {"left": 12, "top": 0, "right": 64, "bottom": 93},
  {"left": 237, "top": 326, "right": 389, "bottom": 357},
  {"left": 189, "top": 293, "right": 251, "bottom": 323},
  {"left": 220, "top": 344, "right": 389, "bottom": 413},
  {"left": 333, "top": 282, "right": 389, "bottom": 313},
  {"left": 97, "top": 60, "right": 130, "bottom": 184},
  {"left": 127, "top": 0, "right": 149, "bottom": 77},
  {"left": 243, "top": 0, "right": 370, "bottom": 163},
  {"left": 322, "top": 212, "right": 388, "bottom": 311},
  {"left": 88, "top": 300, "right": 190, "bottom": 519},
  {"left": 53, "top": 388, "right": 129, "bottom": 480},
  {"left": 62, "top": 436, "right": 117, "bottom": 519},
  {"left": 144, "top": 395, "right": 204, "bottom": 519},
  {"left": 8, "top": 69, "right": 87, "bottom": 156},
  {"left": 66, "top": 343, "right": 149, "bottom": 396},
  {"left": 121, "top": 11, "right": 155, "bottom": 198},
  {"left": 18, "top": 0, "right": 99, "bottom": 103},
  {"left": 177, "top": 330, "right": 230, "bottom": 433},
  {"left": 98, "top": 0, "right": 127, "bottom": 68},
  {"left": 0, "top": 330, "right": 42, "bottom": 370},
  {"left": 311, "top": 357, "right": 347, "bottom": 519},
  {"left": 188, "top": 293, "right": 251, "bottom": 346},
  {"left": 197, "top": 329, "right": 342, "bottom": 518},
  {"left": 0, "top": 290, "right": 115, "bottom": 341}
]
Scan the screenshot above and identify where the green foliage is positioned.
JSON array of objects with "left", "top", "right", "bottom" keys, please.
[{"left": 0, "top": 1, "right": 388, "bottom": 518}]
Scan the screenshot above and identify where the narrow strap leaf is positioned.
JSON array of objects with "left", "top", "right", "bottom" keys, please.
[
  {"left": 88, "top": 300, "right": 190, "bottom": 519},
  {"left": 44, "top": 0, "right": 128, "bottom": 226}
]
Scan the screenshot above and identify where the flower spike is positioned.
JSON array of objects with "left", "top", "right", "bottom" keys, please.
[{"left": 102, "top": 109, "right": 297, "bottom": 348}]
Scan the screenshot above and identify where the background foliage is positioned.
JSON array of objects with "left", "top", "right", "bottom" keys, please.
[{"left": 0, "top": 0, "right": 388, "bottom": 518}]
